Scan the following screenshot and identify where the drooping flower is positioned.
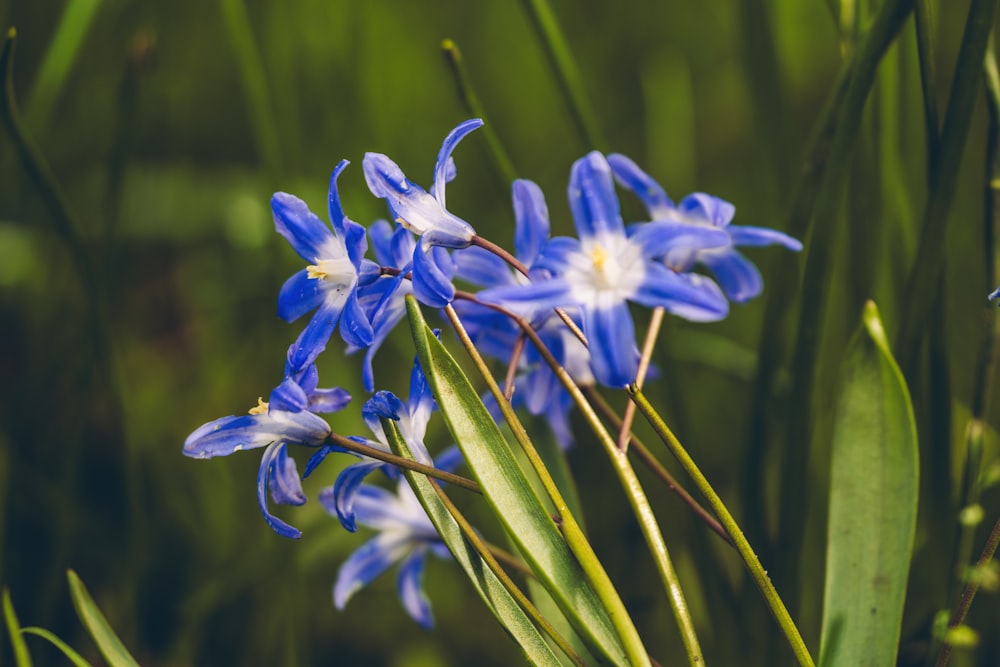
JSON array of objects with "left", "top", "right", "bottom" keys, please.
[
  {"left": 363, "top": 119, "right": 482, "bottom": 308},
  {"left": 183, "top": 362, "right": 350, "bottom": 538},
  {"left": 607, "top": 153, "right": 803, "bottom": 303},
  {"left": 480, "top": 151, "right": 731, "bottom": 388},
  {"left": 273, "top": 160, "right": 377, "bottom": 374}
]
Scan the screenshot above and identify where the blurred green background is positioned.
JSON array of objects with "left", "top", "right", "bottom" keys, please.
[{"left": 2, "top": 0, "right": 999, "bottom": 664}]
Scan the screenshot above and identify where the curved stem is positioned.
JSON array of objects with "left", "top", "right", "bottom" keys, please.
[{"left": 629, "top": 388, "right": 814, "bottom": 667}]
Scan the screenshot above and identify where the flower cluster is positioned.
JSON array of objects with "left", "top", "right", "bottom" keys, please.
[{"left": 184, "top": 119, "right": 801, "bottom": 625}]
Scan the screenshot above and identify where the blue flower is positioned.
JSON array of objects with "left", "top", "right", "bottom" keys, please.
[
  {"left": 363, "top": 119, "right": 482, "bottom": 307},
  {"left": 990, "top": 286, "right": 1000, "bottom": 303},
  {"left": 183, "top": 362, "right": 350, "bottom": 538},
  {"left": 607, "top": 153, "right": 803, "bottom": 303},
  {"left": 313, "top": 356, "right": 436, "bottom": 532},
  {"left": 273, "top": 160, "right": 377, "bottom": 374},
  {"left": 480, "top": 152, "right": 731, "bottom": 388}
]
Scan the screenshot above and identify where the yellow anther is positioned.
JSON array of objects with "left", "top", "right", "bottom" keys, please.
[
  {"left": 248, "top": 397, "right": 268, "bottom": 415},
  {"left": 590, "top": 245, "right": 608, "bottom": 272},
  {"left": 307, "top": 264, "right": 326, "bottom": 279}
]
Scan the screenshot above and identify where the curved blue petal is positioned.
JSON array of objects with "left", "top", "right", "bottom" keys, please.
[
  {"left": 607, "top": 153, "right": 675, "bottom": 218},
  {"left": 433, "top": 445, "right": 464, "bottom": 474},
  {"left": 397, "top": 548, "right": 434, "bottom": 629},
  {"left": 327, "top": 160, "right": 350, "bottom": 238},
  {"left": 277, "top": 268, "right": 328, "bottom": 323},
  {"left": 308, "top": 386, "right": 352, "bottom": 414},
  {"left": 352, "top": 484, "right": 413, "bottom": 528},
  {"left": 991, "top": 286, "right": 1000, "bottom": 302},
  {"left": 630, "top": 220, "right": 731, "bottom": 258},
  {"left": 272, "top": 192, "right": 335, "bottom": 262},
  {"left": 407, "top": 358, "right": 435, "bottom": 444},
  {"left": 368, "top": 219, "right": 396, "bottom": 266},
  {"left": 583, "top": 301, "right": 637, "bottom": 388},
  {"left": 343, "top": 216, "right": 369, "bottom": 267},
  {"left": 533, "top": 236, "right": 582, "bottom": 275},
  {"left": 677, "top": 193, "right": 736, "bottom": 228},
  {"left": 634, "top": 264, "right": 729, "bottom": 321},
  {"left": 287, "top": 293, "right": 348, "bottom": 372},
  {"left": 390, "top": 224, "right": 417, "bottom": 267},
  {"left": 339, "top": 288, "right": 375, "bottom": 349},
  {"left": 699, "top": 248, "right": 764, "bottom": 303},
  {"left": 257, "top": 442, "right": 302, "bottom": 539},
  {"left": 303, "top": 443, "right": 345, "bottom": 478},
  {"left": 268, "top": 377, "right": 310, "bottom": 412},
  {"left": 364, "top": 390, "right": 406, "bottom": 422},
  {"left": 412, "top": 243, "right": 455, "bottom": 308},
  {"left": 269, "top": 444, "right": 306, "bottom": 506},
  {"left": 512, "top": 179, "right": 550, "bottom": 265},
  {"left": 478, "top": 278, "right": 575, "bottom": 313},
  {"left": 433, "top": 119, "right": 483, "bottom": 208},
  {"left": 453, "top": 246, "right": 516, "bottom": 288},
  {"left": 183, "top": 409, "right": 330, "bottom": 459},
  {"left": 334, "top": 531, "right": 413, "bottom": 609},
  {"left": 324, "top": 460, "right": 385, "bottom": 532},
  {"left": 727, "top": 225, "right": 803, "bottom": 250},
  {"left": 568, "top": 152, "right": 624, "bottom": 239}
]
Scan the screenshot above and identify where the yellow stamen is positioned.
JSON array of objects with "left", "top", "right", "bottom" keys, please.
[
  {"left": 590, "top": 245, "right": 608, "bottom": 272},
  {"left": 248, "top": 397, "right": 268, "bottom": 415}
]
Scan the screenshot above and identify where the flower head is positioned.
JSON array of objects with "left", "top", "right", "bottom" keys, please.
[
  {"left": 608, "top": 153, "right": 803, "bottom": 303},
  {"left": 273, "top": 160, "right": 376, "bottom": 373},
  {"left": 481, "top": 152, "right": 730, "bottom": 387}
]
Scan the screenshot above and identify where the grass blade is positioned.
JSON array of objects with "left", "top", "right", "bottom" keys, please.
[{"left": 66, "top": 570, "right": 139, "bottom": 667}]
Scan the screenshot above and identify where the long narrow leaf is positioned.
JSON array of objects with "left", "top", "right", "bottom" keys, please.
[
  {"left": 407, "top": 298, "right": 628, "bottom": 665},
  {"left": 819, "top": 301, "right": 919, "bottom": 667},
  {"left": 21, "top": 628, "right": 92, "bottom": 667},
  {"left": 379, "top": 418, "right": 564, "bottom": 666},
  {"left": 2, "top": 589, "right": 33, "bottom": 667},
  {"left": 66, "top": 570, "right": 139, "bottom": 667}
]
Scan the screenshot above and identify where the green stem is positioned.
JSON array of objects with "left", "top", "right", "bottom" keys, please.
[
  {"left": 518, "top": 0, "right": 606, "bottom": 151},
  {"left": 441, "top": 39, "right": 518, "bottom": 188},
  {"left": 443, "top": 305, "right": 653, "bottom": 667},
  {"left": 425, "top": 479, "right": 586, "bottom": 667},
  {"left": 617, "top": 307, "right": 663, "bottom": 451},
  {"left": 629, "top": 388, "right": 815, "bottom": 667},
  {"left": 325, "top": 433, "right": 481, "bottom": 494}
]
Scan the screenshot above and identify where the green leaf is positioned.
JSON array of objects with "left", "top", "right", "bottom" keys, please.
[
  {"left": 819, "top": 301, "right": 919, "bottom": 667},
  {"left": 21, "top": 628, "right": 93, "bottom": 667},
  {"left": 66, "top": 570, "right": 140, "bottom": 667},
  {"left": 406, "top": 298, "right": 628, "bottom": 665},
  {"left": 3, "top": 588, "right": 33, "bottom": 667},
  {"left": 379, "top": 418, "right": 563, "bottom": 666}
]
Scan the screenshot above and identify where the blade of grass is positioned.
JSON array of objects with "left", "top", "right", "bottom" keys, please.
[
  {"left": 2, "top": 589, "right": 33, "bottom": 667},
  {"left": 66, "top": 570, "right": 139, "bottom": 667},
  {"left": 20, "top": 629, "right": 92, "bottom": 667}
]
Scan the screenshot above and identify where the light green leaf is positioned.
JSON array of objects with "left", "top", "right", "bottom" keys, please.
[
  {"left": 66, "top": 570, "right": 140, "bottom": 667},
  {"left": 379, "top": 418, "right": 564, "bottom": 666},
  {"left": 406, "top": 298, "right": 628, "bottom": 665},
  {"left": 819, "top": 301, "right": 919, "bottom": 667},
  {"left": 21, "top": 628, "right": 93, "bottom": 667},
  {"left": 3, "top": 588, "right": 33, "bottom": 667}
]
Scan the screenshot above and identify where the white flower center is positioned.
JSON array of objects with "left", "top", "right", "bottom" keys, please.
[
  {"left": 307, "top": 256, "right": 356, "bottom": 283},
  {"left": 566, "top": 233, "right": 646, "bottom": 304}
]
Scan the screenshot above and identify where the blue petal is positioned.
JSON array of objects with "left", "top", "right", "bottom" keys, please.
[
  {"left": 569, "top": 152, "right": 624, "bottom": 239},
  {"left": 277, "top": 268, "right": 327, "bottom": 323},
  {"left": 727, "top": 225, "right": 803, "bottom": 251},
  {"left": 368, "top": 219, "right": 396, "bottom": 266},
  {"left": 269, "top": 444, "right": 306, "bottom": 506},
  {"left": 308, "top": 386, "right": 352, "bottom": 414},
  {"left": 257, "top": 442, "right": 302, "bottom": 539},
  {"left": 304, "top": 443, "right": 345, "bottom": 478},
  {"left": 364, "top": 391, "right": 406, "bottom": 422},
  {"left": 339, "top": 288, "right": 375, "bottom": 349},
  {"left": 629, "top": 220, "right": 731, "bottom": 258},
  {"left": 327, "top": 160, "right": 350, "bottom": 238},
  {"left": 478, "top": 278, "right": 575, "bottom": 313},
  {"left": 433, "top": 445, "right": 464, "bottom": 473},
  {"left": 583, "top": 301, "right": 637, "bottom": 388},
  {"left": 433, "top": 119, "right": 483, "bottom": 208},
  {"left": 397, "top": 548, "right": 434, "bottom": 629},
  {"left": 323, "top": 460, "right": 385, "bottom": 532},
  {"left": 272, "top": 192, "right": 336, "bottom": 262},
  {"left": 286, "top": 293, "right": 348, "bottom": 372},
  {"left": 334, "top": 531, "right": 413, "bottom": 609},
  {"left": 268, "top": 377, "right": 310, "bottom": 412},
  {"left": 343, "top": 216, "right": 370, "bottom": 267},
  {"left": 607, "top": 153, "right": 675, "bottom": 218},
  {"left": 699, "top": 248, "right": 764, "bottom": 303},
  {"left": 412, "top": 243, "right": 455, "bottom": 308},
  {"left": 390, "top": 224, "right": 417, "bottom": 267},
  {"left": 677, "top": 193, "right": 736, "bottom": 228},
  {"left": 634, "top": 264, "right": 729, "bottom": 321},
  {"left": 406, "top": 358, "right": 436, "bottom": 444},
  {"left": 183, "top": 410, "right": 330, "bottom": 459},
  {"left": 453, "top": 246, "right": 515, "bottom": 288},
  {"left": 990, "top": 286, "right": 1000, "bottom": 302},
  {"left": 512, "top": 179, "right": 551, "bottom": 265},
  {"left": 533, "top": 236, "right": 582, "bottom": 275}
]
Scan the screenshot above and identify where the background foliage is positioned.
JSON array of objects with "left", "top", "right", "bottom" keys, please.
[{"left": 1, "top": 0, "right": 998, "bottom": 664}]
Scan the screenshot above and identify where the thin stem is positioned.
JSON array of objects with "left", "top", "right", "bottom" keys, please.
[
  {"left": 441, "top": 39, "right": 518, "bottom": 188},
  {"left": 629, "top": 388, "right": 815, "bottom": 667},
  {"left": 443, "top": 304, "right": 653, "bottom": 667},
  {"left": 484, "top": 541, "right": 536, "bottom": 580},
  {"left": 504, "top": 332, "right": 526, "bottom": 401},
  {"left": 325, "top": 433, "right": 482, "bottom": 494},
  {"left": 935, "top": 516, "right": 1000, "bottom": 667},
  {"left": 914, "top": 0, "right": 941, "bottom": 169},
  {"left": 518, "top": 0, "right": 606, "bottom": 151},
  {"left": 584, "top": 386, "right": 733, "bottom": 547},
  {"left": 427, "top": 480, "right": 586, "bottom": 667},
  {"left": 617, "top": 307, "right": 664, "bottom": 452}
]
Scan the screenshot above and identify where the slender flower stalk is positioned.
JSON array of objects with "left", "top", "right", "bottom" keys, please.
[{"left": 628, "top": 388, "right": 815, "bottom": 667}]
